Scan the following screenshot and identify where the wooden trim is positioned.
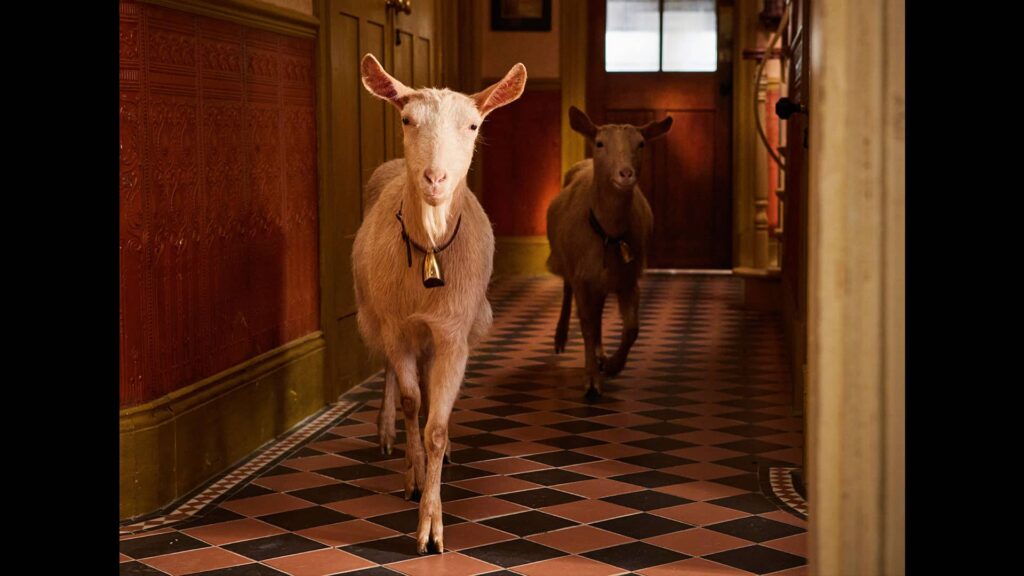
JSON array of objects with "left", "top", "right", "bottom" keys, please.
[
  {"left": 493, "top": 235, "right": 551, "bottom": 279},
  {"left": 120, "top": 334, "right": 327, "bottom": 520},
  {"left": 559, "top": 0, "right": 587, "bottom": 178},
  {"left": 808, "top": 0, "right": 905, "bottom": 572},
  {"left": 139, "top": 0, "right": 319, "bottom": 37}
]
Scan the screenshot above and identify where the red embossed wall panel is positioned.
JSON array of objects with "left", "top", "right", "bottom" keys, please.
[{"left": 119, "top": 1, "right": 319, "bottom": 408}]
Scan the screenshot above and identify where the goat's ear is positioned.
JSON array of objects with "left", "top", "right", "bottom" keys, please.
[
  {"left": 569, "top": 106, "right": 597, "bottom": 140},
  {"left": 361, "top": 53, "right": 413, "bottom": 110},
  {"left": 472, "top": 63, "right": 528, "bottom": 117},
  {"left": 639, "top": 116, "right": 673, "bottom": 141}
]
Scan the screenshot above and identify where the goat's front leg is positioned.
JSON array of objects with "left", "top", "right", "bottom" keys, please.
[
  {"left": 574, "top": 286, "right": 604, "bottom": 397},
  {"left": 392, "top": 354, "right": 425, "bottom": 501},
  {"left": 377, "top": 363, "right": 397, "bottom": 455},
  {"left": 603, "top": 284, "right": 639, "bottom": 376},
  {"left": 416, "top": 339, "right": 467, "bottom": 554}
]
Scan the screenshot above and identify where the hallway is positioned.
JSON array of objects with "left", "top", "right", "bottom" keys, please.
[{"left": 120, "top": 274, "right": 807, "bottom": 576}]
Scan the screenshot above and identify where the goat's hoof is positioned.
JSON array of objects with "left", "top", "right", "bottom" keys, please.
[
  {"left": 406, "top": 488, "right": 422, "bottom": 502},
  {"left": 585, "top": 385, "right": 602, "bottom": 399},
  {"left": 418, "top": 535, "right": 443, "bottom": 555},
  {"left": 442, "top": 453, "right": 453, "bottom": 465},
  {"left": 602, "top": 355, "right": 625, "bottom": 376}
]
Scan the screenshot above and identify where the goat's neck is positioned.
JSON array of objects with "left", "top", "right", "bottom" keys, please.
[
  {"left": 402, "top": 176, "right": 464, "bottom": 248},
  {"left": 591, "top": 180, "right": 633, "bottom": 238}
]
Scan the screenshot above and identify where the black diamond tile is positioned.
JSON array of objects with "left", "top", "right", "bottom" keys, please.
[
  {"left": 476, "top": 404, "right": 536, "bottom": 417},
  {"left": 340, "top": 447, "right": 405, "bottom": 463},
  {"left": 629, "top": 422, "right": 697, "bottom": 436},
  {"left": 189, "top": 565, "right": 287, "bottom": 576},
  {"left": 624, "top": 437, "right": 696, "bottom": 452},
  {"left": 713, "top": 474, "right": 761, "bottom": 492},
  {"left": 524, "top": 450, "right": 599, "bottom": 467},
  {"left": 601, "top": 490, "right": 693, "bottom": 511},
  {"left": 611, "top": 470, "right": 694, "bottom": 488},
  {"left": 341, "top": 535, "right": 422, "bottom": 565},
  {"left": 717, "top": 411, "right": 779, "bottom": 423},
  {"left": 120, "top": 532, "right": 209, "bottom": 559},
  {"left": 705, "top": 545, "right": 806, "bottom": 573},
  {"left": 708, "top": 493, "right": 780, "bottom": 514},
  {"left": 462, "top": 538, "right": 567, "bottom": 568},
  {"left": 497, "top": 487, "right": 584, "bottom": 508},
  {"left": 715, "top": 439, "right": 787, "bottom": 454},
  {"left": 717, "top": 424, "right": 786, "bottom": 438},
  {"left": 178, "top": 507, "right": 245, "bottom": 528},
  {"left": 454, "top": 433, "right": 517, "bottom": 448},
  {"left": 706, "top": 516, "right": 805, "bottom": 542},
  {"left": 556, "top": 406, "right": 616, "bottom": 418},
  {"left": 513, "top": 468, "right": 594, "bottom": 486},
  {"left": 714, "top": 455, "right": 794, "bottom": 474},
  {"left": 289, "top": 482, "right": 373, "bottom": 504},
  {"left": 462, "top": 418, "right": 528, "bottom": 432},
  {"left": 119, "top": 562, "right": 169, "bottom": 576},
  {"left": 481, "top": 510, "right": 577, "bottom": 536},
  {"left": 582, "top": 541, "right": 689, "bottom": 571},
  {"left": 721, "top": 397, "right": 780, "bottom": 409},
  {"left": 257, "top": 506, "right": 353, "bottom": 531},
  {"left": 441, "top": 484, "right": 481, "bottom": 501},
  {"left": 318, "top": 464, "right": 392, "bottom": 481},
  {"left": 259, "top": 465, "right": 300, "bottom": 478},
  {"left": 222, "top": 533, "right": 326, "bottom": 561},
  {"left": 367, "top": 508, "right": 465, "bottom": 534},
  {"left": 644, "top": 395, "right": 700, "bottom": 406},
  {"left": 636, "top": 408, "right": 699, "bottom": 420},
  {"left": 227, "top": 484, "right": 274, "bottom": 501},
  {"left": 450, "top": 448, "right": 506, "bottom": 463},
  {"left": 592, "top": 513, "right": 692, "bottom": 539},
  {"left": 442, "top": 465, "right": 494, "bottom": 482},
  {"left": 617, "top": 453, "right": 695, "bottom": 469},
  {"left": 646, "top": 383, "right": 701, "bottom": 394},
  {"left": 537, "top": 435, "right": 606, "bottom": 449},
  {"left": 548, "top": 420, "right": 613, "bottom": 433},
  {"left": 332, "top": 568, "right": 403, "bottom": 576}
]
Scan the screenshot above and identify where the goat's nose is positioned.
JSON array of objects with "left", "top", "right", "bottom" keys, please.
[
  {"left": 619, "top": 167, "right": 634, "bottom": 179},
  {"left": 424, "top": 168, "right": 448, "bottom": 185}
]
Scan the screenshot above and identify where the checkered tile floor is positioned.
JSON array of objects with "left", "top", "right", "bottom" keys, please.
[{"left": 120, "top": 274, "right": 807, "bottom": 575}]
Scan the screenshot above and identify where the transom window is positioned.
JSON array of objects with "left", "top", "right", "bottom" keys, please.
[{"left": 605, "top": 0, "right": 718, "bottom": 72}]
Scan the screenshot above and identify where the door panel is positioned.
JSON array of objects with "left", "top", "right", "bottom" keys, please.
[{"left": 588, "top": 0, "right": 732, "bottom": 269}]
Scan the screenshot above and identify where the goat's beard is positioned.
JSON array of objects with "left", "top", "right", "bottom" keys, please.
[{"left": 420, "top": 197, "right": 451, "bottom": 247}]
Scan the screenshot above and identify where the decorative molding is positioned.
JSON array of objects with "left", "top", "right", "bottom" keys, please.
[{"left": 559, "top": 0, "right": 587, "bottom": 178}]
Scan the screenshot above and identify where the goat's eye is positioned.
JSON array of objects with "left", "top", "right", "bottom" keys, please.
[
  {"left": 470, "top": 124, "right": 478, "bottom": 131},
  {"left": 595, "top": 141, "right": 604, "bottom": 148},
  {"left": 402, "top": 117, "right": 410, "bottom": 125},
  {"left": 638, "top": 141, "right": 645, "bottom": 148}
]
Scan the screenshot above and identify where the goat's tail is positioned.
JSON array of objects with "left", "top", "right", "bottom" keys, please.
[{"left": 554, "top": 280, "right": 572, "bottom": 354}]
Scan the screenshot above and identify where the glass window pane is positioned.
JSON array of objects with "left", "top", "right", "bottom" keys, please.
[
  {"left": 606, "top": 0, "right": 660, "bottom": 72},
  {"left": 662, "top": 0, "right": 718, "bottom": 72}
]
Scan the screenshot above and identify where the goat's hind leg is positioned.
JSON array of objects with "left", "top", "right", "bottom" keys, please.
[
  {"left": 555, "top": 280, "right": 572, "bottom": 353},
  {"left": 603, "top": 285, "right": 639, "bottom": 376},
  {"left": 377, "top": 363, "right": 398, "bottom": 456}
]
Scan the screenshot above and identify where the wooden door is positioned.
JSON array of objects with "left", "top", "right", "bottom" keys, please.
[
  {"left": 321, "top": 0, "right": 439, "bottom": 398},
  {"left": 587, "top": 0, "right": 733, "bottom": 269}
]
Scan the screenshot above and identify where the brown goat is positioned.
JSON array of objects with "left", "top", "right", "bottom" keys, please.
[
  {"left": 352, "top": 54, "right": 526, "bottom": 554},
  {"left": 546, "top": 106, "right": 672, "bottom": 397}
]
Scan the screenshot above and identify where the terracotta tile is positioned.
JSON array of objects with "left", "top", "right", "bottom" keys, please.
[
  {"left": 252, "top": 471, "right": 337, "bottom": 492},
  {"left": 668, "top": 445, "right": 747, "bottom": 463},
  {"left": 442, "top": 522, "right": 517, "bottom": 550},
  {"left": 637, "top": 557, "right": 756, "bottom": 575},
  {"left": 526, "top": 525, "right": 633, "bottom": 554},
  {"left": 451, "top": 410, "right": 493, "bottom": 423},
  {"left": 651, "top": 502, "right": 749, "bottom": 526},
  {"left": 469, "top": 457, "right": 551, "bottom": 475},
  {"left": 645, "top": 527, "right": 751, "bottom": 556},
  {"left": 142, "top": 547, "right": 249, "bottom": 575},
  {"left": 675, "top": 415, "right": 747, "bottom": 430},
  {"left": 674, "top": 430, "right": 747, "bottom": 446},
  {"left": 564, "top": 460, "right": 648, "bottom": 479},
  {"left": 219, "top": 492, "right": 314, "bottom": 517},
  {"left": 371, "top": 458, "right": 408, "bottom": 473},
  {"left": 763, "top": 533, "right": 808, "bottom": 556},
  {"left": 451, "top": 474, "right": 540, "bottom": 495},
  {"left": 389, "top": 551, "right": 499, "bottom": 576},
  {"left": 182, "top": 518, "right": 286, "bottom": 546},
  {"left": 444, "top": 496, "right": 530, "bottom": 521},
  {"left": 487, "top": 441, "right": 561, "bottom": 457},
  {"left": 653, "top": 481, "right": 748, "bottom": 502},
  {"left": 457, "top": 397, "right": 504, "bottom": 410},
  {"left": 495, "top": 425, "right": 566, "bottom": 442},
  {"left": 660, "top": 463, "right": 741, "bottom": 481},
  {"left": 263, "top": 547, "right": 376, "bottom": 576},
  {"left": 556, "top": 478, "right": 643, "bottom": 499},
  {"left": 508, "top": 410, "right": 575, "bottom": 425},
  {"left": 761, "top": 448, "right": 804, "bottom": 465},
  {"left": 582, "top": 428, "right": 657, "bottom": 443},
  {"left": 516, "top": 554, "right": 625, "bottom": 576},
  {"left": 297, "top": 519, "right": 400, "bottom": 547},
  {"left": 758, "top": 510, "right": 808, "bottom": 529},
  {"left": 306, "top": 437, "right": 374, "bottom": 453},
  {"left": 576, "top": 443, "right": 652, "bottom": 460},
  {"left": 327, "top": 422, "right": 378, "bottom": 437},
  {"left": 350, "top": 473, "right": 407, "bottom": 494},
  {"left": 120, "top": 553, "right": 131, "bottom": 563},
  {"left": 283, "top": 454, "right": 360, "bottom": 471},
  {"left": 543, "top": 499, "right": 636, "bottom": 523},
  {"left": 325, "top": 493, "right": 417, "bottom": 517}
]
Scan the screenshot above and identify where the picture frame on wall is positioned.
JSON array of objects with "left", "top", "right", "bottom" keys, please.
[{"left": 491, "top": 0, "right": 552, "bottom": 32}]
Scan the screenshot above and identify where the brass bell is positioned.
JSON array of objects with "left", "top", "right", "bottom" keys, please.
[
  {"left": 422, "top": 251, "right": 444, "bottom": 288},
  {"left": 619, "top": 241, "right": 634, "bottom": 264}
]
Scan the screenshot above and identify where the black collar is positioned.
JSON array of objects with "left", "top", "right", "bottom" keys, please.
[
  {"left": 395, "top": 202, "right": 463, "bottom": 268},
  {"left": 589, "top": 209, "right": 634, "bottom": 266}
]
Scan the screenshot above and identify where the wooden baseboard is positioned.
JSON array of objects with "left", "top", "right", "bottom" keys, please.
[
  {"left": 493, "top": 236, "right": 552, "bottom": 280},
  {"left": 119, "top": 332, "right": 327, "bottom": 521}
]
